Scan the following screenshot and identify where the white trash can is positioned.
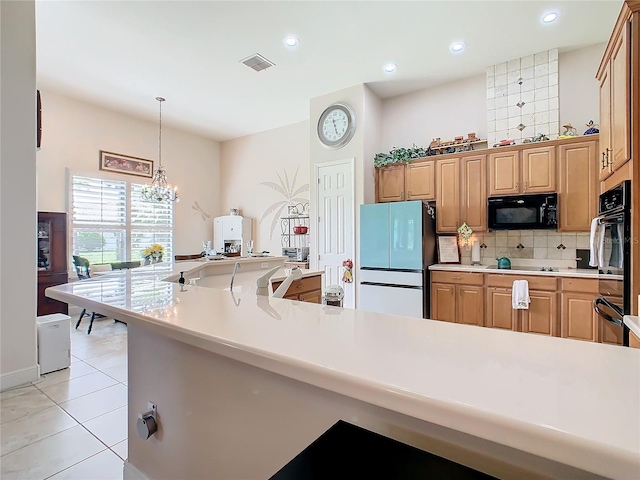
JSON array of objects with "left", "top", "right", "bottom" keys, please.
[{"left": 36, "top": 313, "right": 71, "bottom": 374}]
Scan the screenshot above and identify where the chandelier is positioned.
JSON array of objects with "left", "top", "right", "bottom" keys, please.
[{"left": 141, "top": 97, "right": 179, "bottom": 203}]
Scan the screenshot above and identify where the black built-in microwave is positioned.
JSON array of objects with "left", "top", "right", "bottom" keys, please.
[{"left": 487, "top": 193, "right": 558, "bottom": 230}]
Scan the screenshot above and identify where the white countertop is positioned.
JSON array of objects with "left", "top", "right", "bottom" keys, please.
[
  {"left": 46, "top": 262, "right": 640, "bottom": 479},
  {"left": 624, "top": 315, "right": 640, "bottom": 338},
  {"left": 429, "top": 263, "right": 618, "bottom": 279}
]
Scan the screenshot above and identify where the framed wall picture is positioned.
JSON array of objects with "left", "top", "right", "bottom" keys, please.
[
  {"left": 99, "top": 150, "right": 154, "bottom": 178},
  {"left": 437, "top": 235, "right": 460, "bottom": 264}
]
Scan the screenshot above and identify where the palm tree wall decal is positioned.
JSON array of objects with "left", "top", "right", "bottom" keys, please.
[{"left": 259, "top": 167, "right": 309, "bottom": 239}]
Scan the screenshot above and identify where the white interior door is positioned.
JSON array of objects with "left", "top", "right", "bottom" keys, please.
[{"left": 316, "top": 159, "right": 354, "bottom": 308}]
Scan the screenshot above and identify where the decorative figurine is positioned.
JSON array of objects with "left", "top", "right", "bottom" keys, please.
[
  {"left": 558, "top": 124, "right": 578, "bottom": 138},
  {"left": 584, "top": 120, "right": 599, "bottom": 135},
  {"left": 466, "top": 132, "right": 478, "bottom": 142},
  {"left": 493, "top": 139, "right": 516, "bottom": 147}
]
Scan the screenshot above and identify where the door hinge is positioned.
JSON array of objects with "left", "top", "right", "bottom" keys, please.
[
  {"left": 318, "top": 255, "right": 321, "bottom": 261},
  {"left": 318, "top": 178, "right": 321, "bottom": 184}
]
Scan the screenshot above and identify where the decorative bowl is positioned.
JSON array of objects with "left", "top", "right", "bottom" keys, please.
[{"left": 293, "top": 226, "right": 308, "bottom": 234}]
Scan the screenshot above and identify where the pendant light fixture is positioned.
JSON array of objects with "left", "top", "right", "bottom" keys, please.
[{"left": 141, "top": 97, "right": 179, "bottom": 203}]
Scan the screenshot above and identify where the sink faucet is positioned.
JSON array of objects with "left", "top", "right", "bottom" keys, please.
[{"left": 230, "top": 262, "right": 241, "bottom": 291}]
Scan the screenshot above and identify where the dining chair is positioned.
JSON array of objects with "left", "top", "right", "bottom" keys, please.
[{"left": 72, "top": 255, "right": 107, "bottom": 334}]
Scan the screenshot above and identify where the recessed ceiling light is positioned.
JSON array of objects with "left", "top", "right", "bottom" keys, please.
[
  {"left": 542, "top": 11, "right": 559, "bottom": 24},
  {"left": 284, "top": 36, "right": 299, "bottom": 47},
  {"left": 383, "top": 63, "right": 397, "bottom": 73},
  {"left": 450, "top": 41, "right": 466, "bottom": 53}
]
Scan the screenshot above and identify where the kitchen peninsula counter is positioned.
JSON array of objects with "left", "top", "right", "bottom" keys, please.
[{"left": 46, "top": 263, "right": 640, "bottom": 480}]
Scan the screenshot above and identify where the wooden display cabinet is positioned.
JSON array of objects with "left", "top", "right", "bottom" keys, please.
[{"left": 37, "top": 212, "right": 68, "bottom": 316}]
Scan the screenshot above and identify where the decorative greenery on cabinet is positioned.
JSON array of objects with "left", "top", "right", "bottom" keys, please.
[{"left": 373, "top": 144, "right": 430, "bottom": 168}]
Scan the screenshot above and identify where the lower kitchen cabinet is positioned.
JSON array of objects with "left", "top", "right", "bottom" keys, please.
[
  {"left": 560, "top": 292, "right": 598, "bottom": 342},
  {"left": 522, "top": 291, "right": 558, "bottom": 336},
  {"left": 272, "top": 274, "right": 322, "bottom": 304},
  {"left": 431, "top": 283, "right": 456, "bottom": 323},
  {"left": 430, "top": 272, "right": 484, "bottom": 325},
  {"left": 630, "top": 330, "right": 640, "bottom": 349},
  {"left": 431, "top": 283, "right": 483, "bottom": 326},
  {"left": 598, "top": 295, "right": 624, "bottom": 346},
  {"left": 485, "top": 287, "right": 515, "bottom": 330}
]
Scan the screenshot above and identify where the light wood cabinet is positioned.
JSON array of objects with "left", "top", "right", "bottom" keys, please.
[
  {"left": 485, "top": 287, "right": 515, "bottom": 330},
  {"left": 558, "top": 140, "right": 598, "bottom": 232},
  {"left": 457, "top": 285, "right": 484, "bottom": 327},
  {"left": 272, "top": 274, "right": 322, "bottom": 304},
  {"left": 405, "top": 161, "right": 435, "bottom": 200},
  {"left": 431, "top": 282, "right": 483, "bottom": 327},
  {"left": 434, "top": 155, "right": 487, "bottom": 234},
  {"left": 630, "top": 330, "right": 640, "bottom": 349},
  {"left": 598, "top": 18, "right": 630, "bottom": 179},
  {"left": 435, "top": 158, "right": 460, "bottom": 232},
  {"left": 431, "top": 283, "right": 456, "bottom": 323},
  {"left": 376, "top": 164, "right": 405, "bottom": 202},
  {"left": 521, "top": 146, "right": 556, "bottom": 193},
  {"left": 489, "top": 147, "right": 555, "bottom": 197},
  {"left": 488, "top": 151, "right": 519, "bottom": 196},
  {"left": 561, "top": 292, "right": 598, "bottom": 342},
  {"left": 521, "top": 291, "right": 558, "bottom": 336},
  {"left": 460, "top": 155, "right": 487, "bottom": 232}
]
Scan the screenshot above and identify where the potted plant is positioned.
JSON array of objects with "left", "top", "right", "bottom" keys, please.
[{"left": 142, "top": 243, "right": 165, "bottom": 265}]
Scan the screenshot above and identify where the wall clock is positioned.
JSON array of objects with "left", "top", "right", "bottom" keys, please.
[{"left": 317, "top": 103, "right": 356, "bottom": 149}]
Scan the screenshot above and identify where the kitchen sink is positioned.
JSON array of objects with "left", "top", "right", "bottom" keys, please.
[{"left": 485, "top": 265, "right": 559, "bottom": 272}]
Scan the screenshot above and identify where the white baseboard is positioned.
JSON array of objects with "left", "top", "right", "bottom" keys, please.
[
  {"left": 0, "top": 364, "right": 40, "bottom": 391},
  {"left": 123, "top": 461, "right": 151, "bottom": 480}
]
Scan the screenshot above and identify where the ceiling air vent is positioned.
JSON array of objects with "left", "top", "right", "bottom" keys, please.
[{"left": 240, "top": 53, "right": 275, "bottom": 72}]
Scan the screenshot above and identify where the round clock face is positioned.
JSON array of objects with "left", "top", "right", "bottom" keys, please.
[{"left": 317, "top": 103, "right": 356, "bottom": 149}]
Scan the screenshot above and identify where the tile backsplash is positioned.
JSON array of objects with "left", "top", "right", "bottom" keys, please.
[
  {"left": 458, "top": 230, "right": 590, "bottom": 265},
  {"left": 486, "top": 49, "right": 559, "bottom": 146}
]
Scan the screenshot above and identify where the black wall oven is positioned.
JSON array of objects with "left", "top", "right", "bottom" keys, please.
[
  {"left": 488, "top": 193, "right": 558, "bottom": 230},
  {"left": 594, "top": 180, "right": 631, "bottom": 346}
]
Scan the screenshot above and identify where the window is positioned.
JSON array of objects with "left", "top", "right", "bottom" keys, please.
[{"left": 70, "top": 174, "right": 173, "bottom": 266}]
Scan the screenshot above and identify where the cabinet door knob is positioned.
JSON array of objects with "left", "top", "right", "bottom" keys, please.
[
  {"left": 515, "top": 182, "right": 519, "bottom": 190},
  {"left": 601, "top": 152, "right": 607, "bottom": 169},
  {"left": 451, "top": 276, "right": 461, "bottom": 280},
  {"left": 524, "top": 181, "right": 528, "bottom": 191},
  {"left": 606, "top": 148, "right": 613, "bottom": 165},
  {"left": 459, "top": 290, "right": 463, "bottom": 296}
]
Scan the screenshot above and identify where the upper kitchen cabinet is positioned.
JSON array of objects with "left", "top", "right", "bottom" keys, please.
[
  {"left": 460, "top": 155, "right": 487, "bottom": 232},
  {"left": 375, "top": 160, "right": 436, "bottom": 203},
  {"left": 489, "top": 147, "right": 555, "bottom": 196},
  {"left": 488, "top": 151, "right": 519, "bottom": 195},
  {"left": 435, "top": 155, "right": 486, "bottom": 233},
  {"left": 521, "top": 146, "right": 556, "bottom": 193},
  {"left": 558, "top": 140, "right": 598, "bottom": 232},
  {"left": 376, "top": 164, "right": 405, "bottom": 202},
  {"left": 405, "top": 160, "right": 435, "bottom": 201},
  {"left": 597, "top": 8, "right": 631, "bottom": 180},
  {"left": 435, "top": 158, "right": 460, "bottom": 232}
]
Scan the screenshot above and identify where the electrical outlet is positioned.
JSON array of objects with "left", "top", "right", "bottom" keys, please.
[{"left": 261, "top": 262, "right": 268, "bottom": 268}]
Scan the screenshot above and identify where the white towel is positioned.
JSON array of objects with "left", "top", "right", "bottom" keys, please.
[
  {"left": 512, "top": 280, "right": 530, "bottom": 309},
  {"left": 589, "top": 217, "right": 603, "bottom": 267}
]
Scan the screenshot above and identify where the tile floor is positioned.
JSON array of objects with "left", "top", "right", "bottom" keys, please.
[{"left": 1, "top": 318, "right": 129, "bottom": 479}]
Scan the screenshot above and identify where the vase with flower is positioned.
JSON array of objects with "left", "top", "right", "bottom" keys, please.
[{"left": 142, "top": 243, "right": 165, "bottom": 265}]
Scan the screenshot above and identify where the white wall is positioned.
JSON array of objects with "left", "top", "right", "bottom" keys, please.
[
  {"left": 1, "top": 0, "right": 39, "bottom": 390},
  {"left": 379, "top": 43, "right": 605, "bottom": 152},
  {"left": 36, "top": 91, "right": 221, "bottom": 256},
  {"left": 559, "top": 43, "right": 606, "bottom": 131},
  {"left": 381, "top": 74, "right": 487, "bottom": 152},
  {"left": 219, "top": 121, "right": 310, "bottom": 256}
]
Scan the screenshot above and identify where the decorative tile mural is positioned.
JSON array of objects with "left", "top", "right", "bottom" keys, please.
[{"left": 486, "top": 49, "right": 559, "bottom": 146}]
